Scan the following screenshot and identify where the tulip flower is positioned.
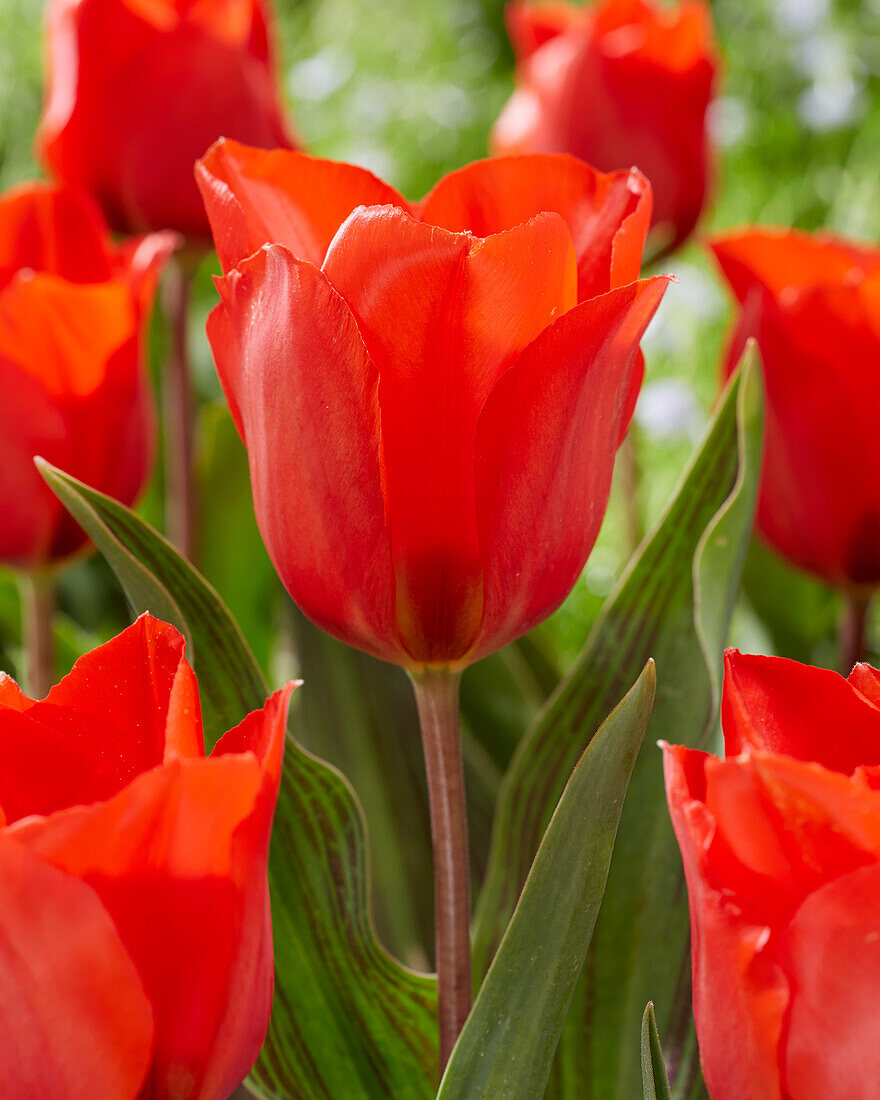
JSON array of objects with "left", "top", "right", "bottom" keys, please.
[
  {"left": 0, "top": 180, "right": 174, "bottom": 571},
  {"left": 664, "top": 648, "right": 880, "bottom": 1100},
  {"left": 492, "top": 0, "right": 718, "bottom": 256},
  {"left": 0, "top": 613, "right": 292, "bottom": 1099},
  {"left": 710, "top": 228, "right": 880, "bottom": 593},
  {"left": 196, "top": 139, "right": 665, "bottom": 671},
  {"left": 197, "top": 139, "right": 666, "bottom": 1064},
  {"left": 37, "top": 0, "right": 294, "bottom": 240}
]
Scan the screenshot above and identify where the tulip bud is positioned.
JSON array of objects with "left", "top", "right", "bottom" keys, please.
[
  {"left": 665, "top": 648, "right": 880, "bottom": 1100},
  {"left": 196, "top": 142, "right": 668, "bottom": 670},
  {"left": 492, "top": 0, "right": 719, "bottom": 256},
  {"left": 710, "top": 227, "right": 880, "bottom": 589},
  {"left": 37, "top": 0, "right": 295, "bottom": 239},
  {"left": 0, "top": 614, "right": 292, "bottom": 1099}
]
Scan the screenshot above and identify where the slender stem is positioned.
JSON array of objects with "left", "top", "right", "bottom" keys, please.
[
  {"left": 409, "top": 668, "right": 471, "bottom": 1071},
  {"left": 840, "top": 591, "right": 871, "bottom": 674},
  {"left": 161, "top": 258, "right": 197, "bottom": 560},
  {"left": 619, "top": 428, "right": 643, "bottom": 558},
  {"left": 19, "top": 571, "right": 55, "bottom": 698}
]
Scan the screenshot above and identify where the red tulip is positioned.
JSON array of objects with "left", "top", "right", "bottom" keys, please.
[
  {"left": 0, "top": 181, "right": 175, "bottom": 569},
  {"left": 195, "top": 141, "right": 666, "bottom": 669},
  {"left": 492, "top": 0, "right": 718, "bottom": 256},
  {"left": 0, "top": 613, "right": 292, "bottom": 1099},
  {"left": 710, "top": 228, "right": 880, "bottom": 589},
  {"left": 37, "top": 0, "right": 294, "bottom": 239},
  {"left": 664, "top": 648, "right": 880, "bottom": 1100}
]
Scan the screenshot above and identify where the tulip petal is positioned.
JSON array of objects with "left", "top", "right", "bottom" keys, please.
[
  {"left": 322, "top": 205, "right": 578, "bottom": 662},
  {"left": 0, "top": 351, "right": 68, "bottom": 566},
  {"left": 593, "top": 0, "right": 715, "bottom": 71},
  {"left": 0, "top": 273, "right": 134, "bottom": 396},
  {"left": 15, "top": 684, "right": 291, "bottom": 1098},
  {"left": 0, "top": 616, "right": 204, "bottom": 823},
  {"left": 701, "top": 752, "right": 880, "bottom": 925},
  {"left": 710, "top": 229, "right": 880, "bottom": 301},
  {"left": 711, "top": 232, "right": 880, "bottom": 586},
  {"left": 41, "top": 613, "right": 199, "bottom": 752},
  {"left": 0, "top": 835, "right": 153, "bottom": 1099},
  {"left": 663, "top": 743, "right": 788, "bottom": 1100},
  {"left": 779, "top": 863, "right": 880, "bottom": 1100},
  {"left": 505, "top": 0, "right": 588, "bottom": 60},
  {"left": 0, "top": 672, "right": 29, "bottom": 710},
  {"left": 419, "top": 155, "right": 651, "bottom": 299},
  {"left": 0, "top": 266, "right": 152, "bottom": 563},
  {"left": 0, "top": 708, "right": 114, "bottom": 824},
  {"left": 210, "top": 245, "right": 401, "bottom": 662},
  {"left": 113, "top": 227, "right": 180, "bottom": 313},
  {"left": 0, "top": 181, "right": 114, "bottom": 288},
  {"left": 196, "top": 138, "right": 408, "bottom": 271},
  {"left": 470, "top": 277, "right": 666, "bottom": 662},
  {"left": 722, "top": 650, "right": 880, "bottom": 774},
  {"left": 13, "top": 751, "right": 266, "bottom": 1097},
  {"left": 849, "top": 662, "right": 880, "bottom": 707},
  {"left": 200, "top": 684, "right": 293, "bottom": 1099}
]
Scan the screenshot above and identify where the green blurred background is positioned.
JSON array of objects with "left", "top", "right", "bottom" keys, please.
[{"left": 1, "top": 0, "right": 878, "bottom": 678}]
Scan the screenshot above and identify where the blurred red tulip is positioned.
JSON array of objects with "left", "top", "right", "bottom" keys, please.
[
  {"left": 0, "top": 614, "right": 292, "bottom": 1100},
  {"left": 711, "top": 228, "right": 880, "bottom": 589},
  {"left": 492, "top": 0, "right": 718, "bottom": 256},
  {"left": 0, "top": 181, "right": 175, "bottom": 569},
  {"left": 196, "top": 140, "right": 666, "bottom": 669},
  {"left": 665, "top": 649, "right": 880, "bottom": 1100},
  {"left": 37, "top": 0, "right": 294, "bottom": 239}
]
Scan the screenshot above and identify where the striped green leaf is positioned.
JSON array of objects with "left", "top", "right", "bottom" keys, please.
[
  {"left": 37, "top": 460, "right": 438, "bottom": 1099},
  {"left": 472, "top": 350, "right": 762, "bottom": 1099},
  {"left": 641, "top": 1003, "right": 673, "bottom": 1100},
  {"left": 438, "top": 662, "right": 656, "bottom": 1100}
]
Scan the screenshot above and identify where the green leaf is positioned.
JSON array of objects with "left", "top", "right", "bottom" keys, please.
[
  {"left": 439, "top": 663, "right": 656, "bottom": 1100},
  {"left": 36, "top": 459, "right": 438, "bottom": 1099},
  {"left": 641, "top": 1003, "right": 673, "bottom": 1100},
  {"left": 472, "top": 349, "right": 762, "bottom": 1099}
]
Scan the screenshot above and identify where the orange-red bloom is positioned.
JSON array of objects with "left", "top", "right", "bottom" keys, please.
[
  {"left": 0, "top": 181, "right": 174, "bottom": 569},
  {"left": 37, "top": 0, "right": 294, "bottom": 239},
  {"left": 492, "top": 0, "right": 718, "bottom": 256},
  {"left": 711, "top": 228, "right": 880, "bottom": 589},
  {"left": 196, "top": 140, "right": 666, "bottom": 669},
  {"left": 0, "top": 614, "right": 291, "bottom": 1099},
  {"left": 665, "top": 649, "right": 880, "bottom": 1100}
]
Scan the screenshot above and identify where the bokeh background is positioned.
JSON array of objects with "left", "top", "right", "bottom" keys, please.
[{"left": 0, "top": 2, "right": 878, "bottom": 946}]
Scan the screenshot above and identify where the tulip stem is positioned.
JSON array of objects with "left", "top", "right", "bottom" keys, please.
[
  {"left": 840, "top": 592, "right": 871, "bottom": 673},
  {"left": 162, "top": 257, "right": 198, "bottom": 561},
  {"left": 409, "top": 668, "right": 471, "bottom": 1071},
  {"left": 19, "top": 571, "right": 55, "bottom": 698}
]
